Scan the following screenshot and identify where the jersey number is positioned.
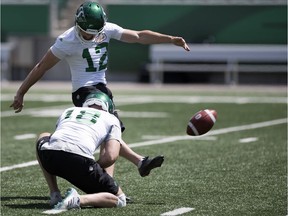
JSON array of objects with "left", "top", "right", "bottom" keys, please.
[
  {"left": 64, "top": 109, "right": 101, "bottom": 125},
  {"left": 82, "top": 42, "right": 108, "bottom": 72}
]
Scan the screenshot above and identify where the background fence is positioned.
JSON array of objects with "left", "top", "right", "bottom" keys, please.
[{"left": 1, "top": 0, "right": 287, "bottom": 84}]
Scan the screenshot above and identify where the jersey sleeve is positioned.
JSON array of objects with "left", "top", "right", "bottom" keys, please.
[
  {"left": 105, "top": 117, "right": 122, "bottom": 143},
  {"left": 50, "top": 28, "right": 76, "bottom": 59},
  {"left": 105, "top": 22, "right": 125, "bottom": 40},
  {"left": 50, "top": 37, "right": 70, "bottom": 59}
]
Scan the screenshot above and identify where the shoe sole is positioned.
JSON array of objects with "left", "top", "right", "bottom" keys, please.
[{"left": 141, "top": 155, "right": 164, "bottom": 177}]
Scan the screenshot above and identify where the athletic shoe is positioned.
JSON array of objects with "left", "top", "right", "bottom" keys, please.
[
  {"left": 53, "top": 188, "right": 80, "bottom": 210},
  {"left": 126, "top": 196, "right": 133, "bottom": 204},
  {"left": 49, "top": 191, "right": 62, "bottom": 207},
  {"left": 138, "top": 155, "right": 164, "bottom": 177}
]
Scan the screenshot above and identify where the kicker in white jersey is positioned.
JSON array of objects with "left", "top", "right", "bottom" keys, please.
[{"left": 50, "top": 23, "right": 124, "bottom": 92}]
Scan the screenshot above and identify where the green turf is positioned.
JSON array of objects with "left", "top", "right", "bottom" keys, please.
[{"left": 1, "top": 85, "right": 287, "bottom": 216}]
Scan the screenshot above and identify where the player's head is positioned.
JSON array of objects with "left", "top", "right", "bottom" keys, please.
[
  {"left": 82, "top": 91, "right": 114, "bottom": 114},
  {"left": 75, "top": 1, "right": 107, "bottom": 44}
]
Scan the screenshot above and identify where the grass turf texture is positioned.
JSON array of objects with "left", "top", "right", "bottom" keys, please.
[{"left": 1, "top": 84, "right": 287, "bottom": 216}]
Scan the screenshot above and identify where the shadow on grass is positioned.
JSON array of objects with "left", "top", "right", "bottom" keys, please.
[
  {"left": 1, "top": 196, "right": 166, "bottom": 210},
  {"left": 1, "top": 196, "right": 49, "bottom": 209}
]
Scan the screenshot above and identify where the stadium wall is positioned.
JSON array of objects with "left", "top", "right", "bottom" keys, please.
[
  {"left": 1, "top": 5, "right": 50, "bottom": 39},
  {"left": 106, "top": 5, "right": 287, "bottom": 74},
  {"left": 1, "top": 4, "right": 287, "bottom": 84}
]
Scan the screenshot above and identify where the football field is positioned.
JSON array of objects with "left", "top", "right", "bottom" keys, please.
[{"left": 1, "top": 82, "right": 287, "bottom": 216}]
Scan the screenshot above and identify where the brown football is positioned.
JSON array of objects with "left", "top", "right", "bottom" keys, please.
[{"left": 186, "top": 109, "right": 217, "bottom": 136}]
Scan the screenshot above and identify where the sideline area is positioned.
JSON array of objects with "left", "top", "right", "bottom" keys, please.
[{"left": 1, "top": 81, "right": 287, "bottom": 93}]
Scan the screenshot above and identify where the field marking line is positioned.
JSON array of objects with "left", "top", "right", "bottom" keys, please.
[
  {"left": 2, "top": 94, "right": 287, "bottom": 104},
  {"left": 160, "top": 207, "right": 195, "bottom": 216},
  {"left": 0, "top": 161, "right": 39, "bottom": 172},
  {"left": 1, "top": 95, "right": 287, "bottom": 118},
  {"left": 141, "top": 135, "right": 217, "bottom": 141},
  {"left": 1, "top": 106, "right": 169, "bottom": 118},
  {"left": 0, "top": 118, "right": 286, "bottom": 173},
  {"left": 42, "top": 209, "right": 67, "bottom": 215},
  {"left": 127, "top": 118, "right": 286, "bottom": 149},
  {"left": 1, "top": 105, "right": 69, "bottom": 118},
  {"left": 239, "top": 137, "right": 259, "bottom": 143},
  {"left": 14, "top": 134, "right": 37, "bottom": 140}
]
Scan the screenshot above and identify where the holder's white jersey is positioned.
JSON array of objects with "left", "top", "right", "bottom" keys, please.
[
  {"left": 41, "top": 107, "right": 122, "bottom": 160},
  {"left": 50, "top": 22, "right": 124, "bottom": 92}
]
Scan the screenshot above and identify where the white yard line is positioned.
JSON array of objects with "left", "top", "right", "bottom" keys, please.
[
  {"left": 42, "top": 209, "right": 67, "bottom": 215},
  {"left": 0, "top": 161, "right": 39, "bottom": 172},
  {"left": 1, "top": 118, "right": 286, "bottom": 173},
  {"left": 239, "top": 137, "right": 259, "bottom": 143},
  {"left": 14, "top": 134, "right": 37, "bottom": 140},
  {"left": 161, "top": 207, "right": 195, "bottom": 216},
  {"left": 1, "top": 94, "right": 287, "bottom": 106},
  {"left": 2, "top": 95, "right": 286, "bottom": 118},
  {"left": 1, "top": 105, "right": 69, "bottom": 118}
]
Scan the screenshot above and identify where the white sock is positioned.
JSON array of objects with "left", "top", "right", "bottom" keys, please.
[
  {"left": 137, "top": 158, "right": 145, "bottom": 169},
  {"left": 117, "top": 194, "right": 126, "bottom": 207}
]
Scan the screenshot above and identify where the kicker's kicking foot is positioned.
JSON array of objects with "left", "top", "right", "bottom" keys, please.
[{"left": 138, "top": 155, "right": 164, "bottom": 177}]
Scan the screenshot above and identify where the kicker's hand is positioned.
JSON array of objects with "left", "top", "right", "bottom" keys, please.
[
  {"left": 171, "top": 36, "right": 190, "bottom": 51},
  {"left": 10, "top": 93, "right": 24, "bottom": 113}
]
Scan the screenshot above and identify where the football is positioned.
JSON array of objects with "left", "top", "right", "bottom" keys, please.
[{"left": 186, "top": 109, "right": 217, "bottom": 136}]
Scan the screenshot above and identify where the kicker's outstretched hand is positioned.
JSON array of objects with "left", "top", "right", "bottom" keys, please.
[
  {"left": 172, "top": 36, "right": 190, "bottom": 51},
  {"left": 10, "top": 94, "right": 24, "bottom": 113}
]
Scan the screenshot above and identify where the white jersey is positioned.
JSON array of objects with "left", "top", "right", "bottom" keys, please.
[
  {"left": 41, "top": 107, "right": 122, "bottom": 160},
  {"left": 50, "top": 22, "right": 124, "bottom": 92}
]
